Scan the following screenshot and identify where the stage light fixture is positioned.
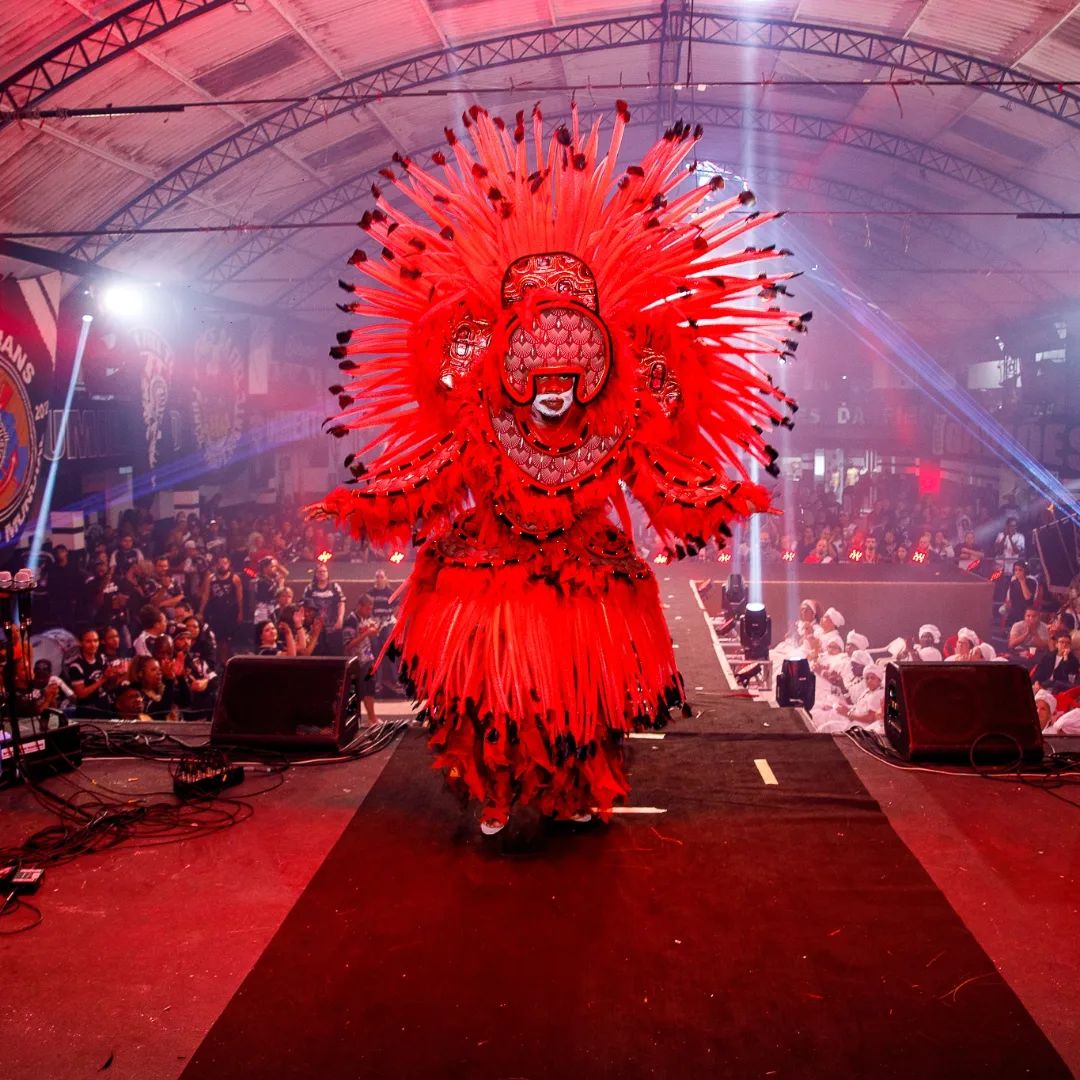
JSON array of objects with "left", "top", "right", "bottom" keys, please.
[
  {"left": 776, "top": 657, "right": 816, "bottom": 709},
  {"left": 781, "top": 549, "right": 796, "bottom": 562},
  {"left": 316, "top": 550, "right": 333, "bottom": 563},
  {"left": 717, "top": 551, "right": 733, "bottom": 563},
  {"left": 389, "top": 551, "right": 406, "bottom": 564},
  {"left": 100, "top": 283, "right": 144, "bottom": 320},
  {"left": 739, "top": 601, "right": 772, "bottom": 661},
  {"left": 721, "top": 573, "right": 747, "bottom": 615},
  {"left": 848, "top": 548, "right": 862, "bottom": 561}
]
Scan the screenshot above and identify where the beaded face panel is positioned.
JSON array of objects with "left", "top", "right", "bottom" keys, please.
[
  {"left": 503, "top": 305, "right": 610, "bottom": 405},
  {"left": 489, "top": 407, "right": 624, "bottom": 492}
]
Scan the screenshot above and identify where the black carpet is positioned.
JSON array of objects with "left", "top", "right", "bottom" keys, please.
[{"left": 181, "top": 728, "right": 1068, "bottom": 1079}]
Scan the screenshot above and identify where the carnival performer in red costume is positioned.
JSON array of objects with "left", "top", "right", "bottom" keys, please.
[{"left": 312, "top": 102, "right": 803, "bottom": 834}]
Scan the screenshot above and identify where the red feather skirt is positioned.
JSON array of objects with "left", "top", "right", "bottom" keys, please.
[{"left": 389, "top": 514, "right": 684, "bottom": 818}]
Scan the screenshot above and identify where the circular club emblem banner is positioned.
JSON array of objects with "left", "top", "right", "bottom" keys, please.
[{"left": 0, "top": 274, "right": 58, "bottom": 546}]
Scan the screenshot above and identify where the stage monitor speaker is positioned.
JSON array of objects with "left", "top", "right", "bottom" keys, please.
[
  {"left": 211, "top": 656, "right": 362, "bottom": 752},
  {"left": 884, "top": 661, "right": 1043, "bottom": 762}
]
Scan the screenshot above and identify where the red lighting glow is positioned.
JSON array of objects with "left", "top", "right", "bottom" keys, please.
[
  {"left": 389, "top": 551, "right": 406, "bottom": 564},
  {"left": 966, "top": 559, "right": 982, "bottom": 572},
  {"left": 990, "top": 569, "right": 1004, "bottom": 582},
  {"left": 316, "top": 550, "right": 333, "bottom": 563}
]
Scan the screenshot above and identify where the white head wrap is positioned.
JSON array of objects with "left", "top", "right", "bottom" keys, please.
[
  {"left": 846, "top": 631, "right": 869, "bottom": 651},
  {"left": 917, "top": 646, "right": 943, "bottom": 662},
  {"left": 849, "top": 649, "right": 873, "bottom": 669},
  {"left": 824, "top": 607, "right": 845, "bottom": 628},
  {"left": 822, "top": 631, "right": 844, "bottom": 652},
  {"left": 918, "top": 624, "right": 941, "bottom": 643},
  {"left": 1034, "top": 689, "right": 1057, "bottom": 714},
  {"left": 978, "top": 642, "right": 997, "bottom": 661},
  {"left": 956, "top": 627, "right": 979, "bottom": 647},
  {"left": 887, "top": 636, "right": 908, "bottom": 658},
  {"left": 864, "top": 664, "right": 886, "bottom": 683}
]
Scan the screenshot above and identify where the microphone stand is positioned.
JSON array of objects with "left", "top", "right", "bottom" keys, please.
[
  {"left": 1, "top": 571, "right": 36, "bottom": 780},
  {"left": 0, "top": 573, "right": 20, "bottom": 777}
]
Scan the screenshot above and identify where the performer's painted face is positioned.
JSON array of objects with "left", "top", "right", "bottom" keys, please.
[{"left": 531, "top": 373, "right": 576, "bottom": 420}]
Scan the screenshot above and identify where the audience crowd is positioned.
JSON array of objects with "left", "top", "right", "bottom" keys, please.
[
  {"left": 763, "top": 591, "right": 1080, "bottom": 737},
  {"left": 1, "top": 499, "right": 403, "bottom": 725}
]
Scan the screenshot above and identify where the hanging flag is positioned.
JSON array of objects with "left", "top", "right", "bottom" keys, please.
[{"left": 0, "top": 273, "right": 59, "bottom": 546}]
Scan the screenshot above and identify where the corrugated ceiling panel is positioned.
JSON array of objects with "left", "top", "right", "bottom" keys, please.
[
  {"left": 908, "top": 0, "right": 1072, "bottom": 62},
  {"left": 285, "top": 110, "right": 387, "bottom": 165},
  {"left": 285, "top": 0, "right": 445, "bottom": 79},
  {"left": 791, "top": 0, "right": 920, "bottom": 32},
  {"left": 0, "top": 136, "right": 150, "bottom": 229},
  {"left": 148, "top": 4, "right": 294, "bottom": 85},
  {"left": 549, "top": 0, "right": 658, "bottom": 20},
  {"left": 0, "top": 6, "right": 103, "bottom": 84},
  {"left": 28, "top": 50, "right": 238, "bottom": 171},
  {"left": 435, "top": 0, "right": 550, "bottom": 45},
  {"left": 195, "top": 155, "right": 316, "bottom": 218},
  {"left": 1016, "top": 34, "right": 1080, "bottom": 79}
]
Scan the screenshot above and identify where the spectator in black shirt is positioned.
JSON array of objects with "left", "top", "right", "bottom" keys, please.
[
  {"left": 302, "top": 563, "right": 345, "bottom": 655},
  {"left": 45, "top": 544, "right": 81, "bottom": 628},
  {"left": 110, "top": 532, "right": 144, "bottom": 577},
  {"left": 147, "top": 555, "right": 185, "bottom": 619},
  {"left": 182, "top": 615, "right": 218, "bottom": 672},
  {"left": 1032, "top": 631, "right": 1080, "bottom": 694},
  {"left": 67, "top": 628, "right": 111, "bottom": 717}
]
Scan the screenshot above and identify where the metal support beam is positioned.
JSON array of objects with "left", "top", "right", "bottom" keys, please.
[
  {"left": 200, "top": 100, "right": 1073, "bottom": 293},
  {"left": 0, "top": 0, "right": 231, "bottom": 132},
  {"left": 259, "top": 104, "right": 1048, "bottom": 312},
  {"left": 63, "top": 14, "right": 1080, "bottom": 265}
]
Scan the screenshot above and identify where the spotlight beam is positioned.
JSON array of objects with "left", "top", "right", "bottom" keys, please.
[{"left": 28, "top": 314, "right": 93, "bottom": 569}]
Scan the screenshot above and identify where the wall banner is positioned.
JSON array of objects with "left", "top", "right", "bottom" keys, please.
[{"left": 0, "top": 274, "right": 59, "bottom": 545}]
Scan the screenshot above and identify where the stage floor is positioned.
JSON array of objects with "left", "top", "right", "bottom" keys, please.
[{"left": 1, "top": 567, "right": 1076, "bottom": 1078}]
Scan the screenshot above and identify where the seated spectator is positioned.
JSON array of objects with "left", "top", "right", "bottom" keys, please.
[
  {"left": 837, "top": 664, "right": 885, "bottom": 729},
  {"left": 133, "top": 605, "right": 167, "bottom": 657},
  {"left": 254, "top": 619, "right": 296, "bottom": 657},
  {"left": 173, "top": 629, "right": 216, "bottom": 715},
  {"left": 66, "top": 628, "right": 111, "bottom": 717},
  {"left": 1032, "top": 631, "right": 1079, "bottom": 694},
  {"left": 128, "top": 654, "right": 179, "bottom": 720},
  {"left": 1034, "top": 689, "right": 1056, "bottom": 733},
  {"left": 916, "top": 624, "right": 943, "bottom": 661},
  {"left": 819, "top": 607, "right": 845, "bottom": 635},
  {"left": 930, "top": 530, "right": 954, "bottom": 561},
  {"left": 946, "top": 628, "right": 979, "bottom": 662},
  {"left": 1002, "top": 560, "right": 1041, "bottom": 627},
  {"left": 182, "top": 614, "right": 217, "bottom": 671},
  {"left": 17, "top": 659, "right": 72, "bottom": 728},
  {"left": 803, "top": 538, "right": 833, "bottom": 564},
  {"left": 100, "top": 624, "right": 131, "bottom": 662},
  {"left": 956, "top": 531, "right": 984, "bottom": 569},
  {"left": 1008, "top": 607, "right": 1050, "bottom": 661}
]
